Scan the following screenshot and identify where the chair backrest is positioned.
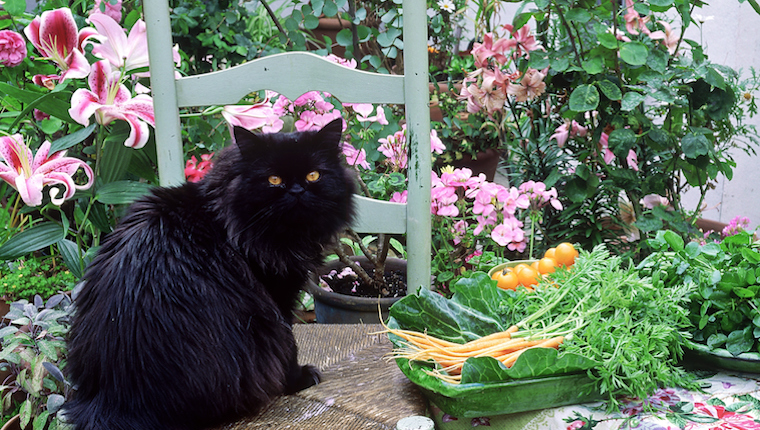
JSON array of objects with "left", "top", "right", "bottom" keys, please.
[{"left": 143, "top": 1, "right": 431, "bottom": 293}]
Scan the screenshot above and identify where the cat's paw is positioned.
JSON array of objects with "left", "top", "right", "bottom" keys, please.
[{"left": 284, "top": 364, "right": 321, "bottom": 394}]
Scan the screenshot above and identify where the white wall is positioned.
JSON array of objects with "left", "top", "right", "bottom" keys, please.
[{"left": 679, "top": 2, "right": 760, "bottom": 227}]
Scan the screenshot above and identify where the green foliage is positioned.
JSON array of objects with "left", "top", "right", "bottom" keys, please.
[
  {"left": 0, "top": 257, "right": 77, "bottom": 302},
  {"left": 641, "top": 230, "right": 760, "bottom": 357},
  {"left": 169, "top": 0, "right": 288, "bottom": 75},
  {"left": 0, "top": 293, "right": 73, "bottom": 430}
]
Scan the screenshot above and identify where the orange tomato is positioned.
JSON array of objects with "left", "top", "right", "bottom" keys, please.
[
  {"left": 537, "top": 257, "right": 557, "bottom": 274},
  {"left": 516, "top": 265, "right": 540, "bottom": 288},
  {"left": 544, "top": 248, "right": 556, "bottom": 260},
  {"left": 492, "top": 269, "right": 519, "bottom": 290},
  {"left": 513, "top": 263, "right": 531, "bottom": 275},
  {"left": 531, "top": 260, "right": 540, "bottom": 272},
  {"left": 554, "top": 242, "right": 579, "bottom": 267}
]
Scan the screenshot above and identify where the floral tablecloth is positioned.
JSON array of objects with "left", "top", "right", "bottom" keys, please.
[{"left": 431, "top": 370, "right": 760, "bottom": 429}]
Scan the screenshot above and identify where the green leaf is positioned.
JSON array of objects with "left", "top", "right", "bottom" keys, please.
[
  {"left": 336, "top": 28, "right": 353, "bottom": 47},
  {"left": 598, "top": 32, "right": 622, "bottom": 50},
  {"left": 607, "top": 128, "right": 637, "bottom": 156},
  {"left": 95, "top": 181, "right": 153, "bottom": 205},
  {"left": 564, "top": 8, "right": 592, "bottom": 23},
  {"left": 621, "top": 92, "right": 646, "bottom": 111},
  {"left": 582, "top": 58, "right": 604, "bottom": 75},
  {"left": 49, "top": 124, "right": 97, "bottom": 154},
  {"left": 619, "top": 41, "right": 649, "bottom": 66},
  {"left": 0, "top": 83, "right": 73, "bottom": 122},
  {"left": 681, "top": 132, "right": 710, "bottom": 158},
  {"left": 3, "top": 0, "right": 25, "bottom": 15},
  {"left": 597, "top": 80, "right": 622, "bottom": 101},
  {"left": 568, "top": 85, "right": 600, "bottom": 112},
  {"left": 0, "top": 222, "right": 66, "bottom": 260},
  {"left": 663, "top": 230, "right": 685, "bottom": 252},
  {"left": 99, "top": 128, "right": 134, "bottom": 184},
  {"left": 726, "top": 327, "right": 754, "bottom": 356}
]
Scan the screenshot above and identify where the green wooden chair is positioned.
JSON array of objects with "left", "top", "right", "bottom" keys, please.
[{"left": 143, "top": 1, "right": 432, "bottom": 293}]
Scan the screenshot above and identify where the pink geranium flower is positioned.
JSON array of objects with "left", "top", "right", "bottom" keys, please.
[
  {"left": 0, "top": 30, "right": 27, "bottom": 67},
  {"left": 342, "top": 142, "right": 370, "bottom": 170},
  {"left": 69, "top": 60, "right": 156, "bottom": 148},
  {"left": 0, "top": 134, "right": 94, "bottom": 207},
  {"left": 24, "top": 7, "right": 98, "bottom": 82},
  {"left": 89, "top": 0, "right": 122, "bottom": 23}
]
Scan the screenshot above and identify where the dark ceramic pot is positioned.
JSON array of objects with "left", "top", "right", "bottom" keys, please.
[{"left": 303, "top": 257, "right": 406, "bottom": 324}]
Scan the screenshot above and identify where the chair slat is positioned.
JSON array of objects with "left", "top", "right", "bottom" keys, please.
[
  {"left": 176, "top": 52, "right": 405, "bottom": 107},
  {"left": 350, "top": 195, "right": 407, "bottom": 234}
]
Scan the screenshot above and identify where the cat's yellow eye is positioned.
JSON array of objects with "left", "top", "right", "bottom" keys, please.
[
  {"left": 306, "top": 171, "right": 321, "bottom": 182},
  {"left": 268, "top": 175, "right": 283, "bottom": 186}
]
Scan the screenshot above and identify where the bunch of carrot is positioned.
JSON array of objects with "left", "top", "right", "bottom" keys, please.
[{"left": 383, "top": 324, "right": 564, "bottom": 384}]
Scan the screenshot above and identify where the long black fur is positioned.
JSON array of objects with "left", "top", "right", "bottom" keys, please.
[{"left": 63, "top": 119, "right": 355, "bottom": 430}]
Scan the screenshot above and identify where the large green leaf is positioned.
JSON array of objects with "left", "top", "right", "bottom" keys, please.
[
  {"left": 0, "top": 83, "right": 73, "bottom": 122},
  {"left": 95, "top": 181, "right": 153, "bottom": 205},
  {"left": 0, "top": 222, "right": 66, "bottom": 260},
  {"left": 568, "top": 85, "right": 599, "bottom": 112},
  {"left": 49, "top": 124, "right": 97, "bottom": 154},
  {"left": 619, "top": 41, "right": 649, "bottom": 66}
]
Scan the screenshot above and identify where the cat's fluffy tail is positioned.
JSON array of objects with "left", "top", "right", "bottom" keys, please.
[{"left": 62, "top": 397, "right": 185, "bottom": 430}]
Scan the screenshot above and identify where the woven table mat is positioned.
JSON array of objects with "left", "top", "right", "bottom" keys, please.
[{"left": 217, "top": 324, "right": 428, "bottom": 430}]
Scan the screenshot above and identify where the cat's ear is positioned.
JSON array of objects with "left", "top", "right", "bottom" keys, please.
[
  {"left": 232, "top": 126, "right": 267, "bottom": 159},
  {"left": 232, "top": 126, "right": 260, "bottom": 147},
  {"left": 315, "top": 118, "right": 344, "bottom": 148}
]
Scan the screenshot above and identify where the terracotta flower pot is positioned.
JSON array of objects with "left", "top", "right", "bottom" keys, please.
[
  {"left": 302, "top": 257, "right": 406, "bottom": 324},
  {"left": 1, "top": 415, "right": 21, "bottom": 430}
]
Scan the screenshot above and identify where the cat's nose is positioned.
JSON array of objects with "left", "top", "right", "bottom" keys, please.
[{"left": 289, "top": 183, "right": 305, "bottom": 195}]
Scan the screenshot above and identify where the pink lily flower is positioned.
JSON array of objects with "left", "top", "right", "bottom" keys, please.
[
  {"left": 69, "top": 60, "right": 156, "bottom": 148},
  {"left": 24, "top": 7, "right": 98, "bottom": 82},
  {"left": 0, "top": 134, "right": 94, "bottom": 207},
  {"left": 599, "top": 132, "right": 615, "bottom": 164},
  {"left": 222, "top": 101, "right": 284, "bottom": 134},
  {"left": 649, "top": 21, "right": 679, "bottom": 55},
  {"left": 642, "top": 194, "right": 670, "bottom": 209},
  {"left": 87, "top": 13, "right": 180, "bottom": 75},
  {"left": 626, "top": 149, "right": 639, "bottom": 171},
  {"left": 507, "top": 68, "right": 547, "bottom": 102}
]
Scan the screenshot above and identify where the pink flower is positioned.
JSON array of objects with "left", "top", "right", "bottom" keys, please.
[
  {"left": 185, "top": 153, "right": 214, "bottom": 183},
  {"left": 325, "top": 54, "right": 357, "bottom": 69},
  {"left": 24, "top": 7, "right": 98, "bottom": 82},
  {"left": 295, "top": 109, "right": 344, "bottom": 132},
  {"left": 642, "top": 194, "right": 670, "bottom": 209},
  {"left": 506, "top": 24, "right": 542, "bottom": 57},
  {"left": 0, "top": 30, "right": 27, "bottom": 67},
  {"left": 649, "top": 21, "right": 679, "bottom": 55},
  {"left": 353, "top": 104, "right": 389, "bottom": 125},
  {"left": 441, "top": 167, "right": 479, "bottom": 189},
  {"left": 69, "top": 60, "right": 156, "bottom": 148},
  {"left": 90, "top": 0, "right": 122, "bottom": 23},
  {"left": 471, "top": 32, "right": 513, "bottom": 67},
  {"left": 0, "top": 135, "right": 94, "bottom": 207},
  {"left": 342, "top": 142, "right": 370, "bottom": 170},
  {"left": 390, "top": 190, "right": 407, "bottom": 203},
  {"left": 491, "top": 218, "right": 526, "bottom": 251},
  {"left": 626, "top": 149, "right": 639, "bottom": 171},
  {"left": 378, "top": 128, "right": 408, "bottom": 170},
  {"left": 430, "top": 129, "right": 445, "bottom": 154},
  {"left": 87, "top": 13, "right": 150, "bottom": 72},
  {"left": 507, "top": 68, "right": 546, "bottom": 102},
  {"left": 222, "top": 101, "right": 284, "bottom": 133},
  {"left": 599, "top": 132, "right": 615, "bottom": 164}
]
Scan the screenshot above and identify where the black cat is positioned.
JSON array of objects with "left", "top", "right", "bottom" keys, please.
[{"left": 63, "top": 119, "right": 355, "bottom": 430}]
